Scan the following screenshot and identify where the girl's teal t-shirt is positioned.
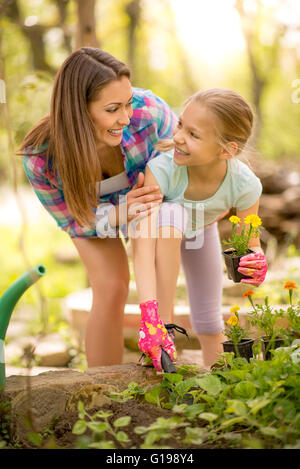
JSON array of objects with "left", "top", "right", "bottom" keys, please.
[{"left": 147, "top": 151, "right": 262, "bottom": 238}]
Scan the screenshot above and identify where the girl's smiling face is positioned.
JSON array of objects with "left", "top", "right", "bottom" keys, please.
[
  {"left": 88, "top": 76, "right": 133, "bottom": 147},
  {"left": 173, "top": 101, "right": 225, "bottom": 167}
]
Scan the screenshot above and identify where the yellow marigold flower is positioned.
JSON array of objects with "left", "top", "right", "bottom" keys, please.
[
  {"left": 284, "top": 281, "right": 298, "bottom": 290},
  {"left": 244, "top": 214, "right": 262, "bottom": 228},
  {"left": 242, "top": 290, "right": 254, "bottom": 297},
  {"left": 230, "top": 305, "right": 240, "bottom": 314},
  {"left": 229, "top": 215, "right": 241, "bottom": 225},
  {"left": 226, "top": 315, "right": 239, "bottom": 326}
]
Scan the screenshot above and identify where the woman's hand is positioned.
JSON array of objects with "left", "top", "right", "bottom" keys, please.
[
  {"left": 110, "top": 172, "right": 163, "bottom": 227},
  {"left": 237, "top": 248, "right": 268, "bottom": 286}
]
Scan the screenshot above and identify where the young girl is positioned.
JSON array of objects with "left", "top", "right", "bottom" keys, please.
[{"left": 130, "top": 88, "right": 268, "bottom": 372}]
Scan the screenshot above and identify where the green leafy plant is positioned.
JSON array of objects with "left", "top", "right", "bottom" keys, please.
[
  {"left": 222, "top": 215, "right": 263, "bottom": 257},
  {"left": 244, "top": 291, "right": 284, "bottom": 339},
  {"left": 109, "top": 381, "right": 146, "bottom": 402},
  {"left": 0, "top": 401, "right": 11, "bottom": 447},
  {"left": 72, "top": 401, "right": 131, "bottom": 449},
  {"left": 134, "top": 416, "right": 188, "bottom": 448}
]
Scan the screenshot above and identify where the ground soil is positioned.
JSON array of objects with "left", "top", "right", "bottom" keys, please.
[
  {"left": 13, "top": 399, "right": 217, "bottom": 450},
  {"left": 53, "top": 400, "right": 181, "bottom": 449}
]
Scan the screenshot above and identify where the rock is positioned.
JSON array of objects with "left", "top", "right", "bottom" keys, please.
[
  {"left": 11, "top": 386, "right": 70, "bottom": 439},
  {"left": 258, "top": 165, "right": 300, "bottom": 194},
  {"left": 35, "top": 333, "right": 71, "bottom": 367},
  {"left": 281, "top": 187, "right": 300, "bottom": 217},
  {"left": 259, "top": 194, "right": 286, "bottom": 213},
  {"left": 6, "top": 365, "right": 70, "bottom": 377},
  {"left": 4, "top": 369, "right": 92, "bottom": 440},
  {"left": 5, "top": 333, "right": 71, "bottom": 368},
  {"left": 3, "top": 363, "right": 183, "bottom": 442},
  {"left": 280, "top": 218, "right": 300, "bottom": 236},
  {"left": 66, "top": 384, "right": 119, "bottom": 411}
]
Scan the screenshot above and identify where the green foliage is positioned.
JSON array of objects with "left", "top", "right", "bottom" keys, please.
[
  {"left": 72, "top": 402, "right": 132, "bottom": 449},
  {"left": 247, "top": 296, "right": 285, "bottom": 339},
  {"left": 134, "top": 416, "right": 187, "bottom": 449},
  {"left": 109, "top": 381, "right": 146, "bottom": 402},
  {"left": 69, "top": 344, "right": 300, "bottom": 449},
  {"left": 130, "top": 346, "right": 300, "bottom": 449},
  {"left": 0, "top": 0, "right": 300, "bottom": 192},
  {"left": 0, "top": 401, "right": 12, "bottom": 448}
]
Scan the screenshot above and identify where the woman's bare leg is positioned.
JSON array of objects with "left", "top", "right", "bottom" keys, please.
[{"left": 72, "top": 237, "right": 130, "bottom": 367}]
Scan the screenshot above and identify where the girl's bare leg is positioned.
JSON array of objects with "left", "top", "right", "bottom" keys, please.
[
  {"left": 130, "top": 206, "right": 159, "bottom": 303},
  {"left": 130, "top": 206, "right": 182, "bottom": 323},
  {"left": 72, "top": 237, "right": 130, "bottom": 367},
  {"left": 196, "top": 332, "right": 226, "bottom": 367},
  {"left": 155, "top": 226, "right": 182, "bottom": 323}
]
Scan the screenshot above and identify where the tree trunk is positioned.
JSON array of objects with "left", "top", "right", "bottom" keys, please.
[
  {"left": 235, "top": 0, "right": 265, "bottom": 146},
  {"left": 75, "top": 0, "right": 99, "bottom": 49},
  {"left": 53, "top": 0, "right": 72, "bottom": 54},
  {"left": 125, "top": 0, "right": 141, "bottom": 82},
  {"left": 4, "top": 0, "right": 56, "bottom": 74}
]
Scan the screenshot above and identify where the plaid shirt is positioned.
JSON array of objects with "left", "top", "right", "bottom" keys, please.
[{"left": 22, "top": 88, "right": 177, "bottom": 238}]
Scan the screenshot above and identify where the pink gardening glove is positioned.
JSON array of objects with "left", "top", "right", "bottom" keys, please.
[
  {"left": 138, "top": 300, "right": 177, "bottom": 372},
  {"left": 238, "top": 252, "right": 268, "bottom": 286}
]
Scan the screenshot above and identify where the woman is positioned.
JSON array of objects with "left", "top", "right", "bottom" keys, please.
[{"left": 19, "top": 47, "right": 227, "bottom": 368}]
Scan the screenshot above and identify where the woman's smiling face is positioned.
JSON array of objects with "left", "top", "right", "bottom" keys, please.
[
  {"left": 173, "top": 101, "right": 223, "bottom": 167},
  {"left": 88, "top": 76, "right": 133, "bottom": 147}
]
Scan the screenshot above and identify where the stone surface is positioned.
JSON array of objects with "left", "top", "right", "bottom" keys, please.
[
  {"left": 5, "top": 332, "right": 71, "bottom": 368},
  {"left": 66, "top": 383, "right": 119, "bottom": 411},
  {"left": 2, "top": 361, "right": 203, "bottom": 442}
]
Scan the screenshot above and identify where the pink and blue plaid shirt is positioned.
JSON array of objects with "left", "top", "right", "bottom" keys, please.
[{"left": 22, "top": 88, "right": 177, "bottom": 238}]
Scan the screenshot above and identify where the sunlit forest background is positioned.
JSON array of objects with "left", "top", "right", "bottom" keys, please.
[
  {"left": 0, "top": 0, "right": 300, "bottom": 351},
  {"left": 1, "top": 0, "right": 300, "bottom": 175}
]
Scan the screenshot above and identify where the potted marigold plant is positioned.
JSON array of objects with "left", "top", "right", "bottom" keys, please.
[
  {"left": 222, "top": 215, "right": 262, "bottom": 283},
  {"left": 244, "top": 290, "right": 285, "bottom": 360},
  {"left": 222, "top": 306, "right": 254, "bottom": 361},
  {"left": 282, "top": 281, "right": 300, "bottom": 341}
]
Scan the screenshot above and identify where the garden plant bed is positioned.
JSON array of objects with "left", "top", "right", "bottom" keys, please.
[
  {"left": 2, "top": 344, "right": 300, "bottom": 450},
  {"left": 34, "top": 400, "right": 218, "bottom": 450}
]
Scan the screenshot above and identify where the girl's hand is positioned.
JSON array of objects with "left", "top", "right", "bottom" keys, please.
[
  {"left": 237, "top": 250, "right": 268, "bottom": 286},
  {"left": 113, "top": 172, "right": 163, "bottom": 226},
  {"left": 138, "top": 300, "right": 177, "bottom": 372}
]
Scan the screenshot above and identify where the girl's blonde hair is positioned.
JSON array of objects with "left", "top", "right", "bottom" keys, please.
[
  {"left": 157, "top": 88, "right": 254, "bottom": 157},
  {"left": 18, "top": 47, "right": 130, "bottom": 227}
]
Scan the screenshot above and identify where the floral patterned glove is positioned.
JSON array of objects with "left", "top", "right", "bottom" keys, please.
[
  {"left": 238, "top": 252, "right": 268, "bottom": 286},
  {"left": 138, "top": 300, "right": 177, "bottom": 372}
]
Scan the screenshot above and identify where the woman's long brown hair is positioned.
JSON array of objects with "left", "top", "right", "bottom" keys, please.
[{"left": 18, "top": 48, "right": 130, "bottom": 227}]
